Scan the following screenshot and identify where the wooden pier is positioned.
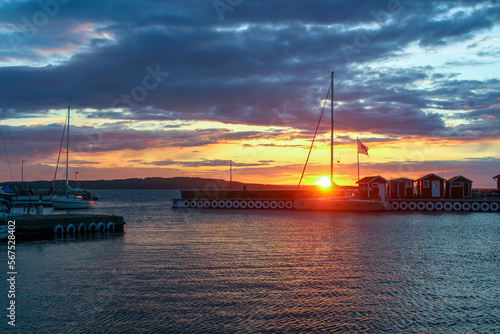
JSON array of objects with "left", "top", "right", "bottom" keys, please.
[
  {"left": 0, "top": 214, "right": 126, "bottom": 239},
  {"left": 172, "top": 190, "right": 500, "bottom": 212}
]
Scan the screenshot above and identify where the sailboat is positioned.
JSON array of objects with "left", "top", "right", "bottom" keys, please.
[
  {"left": 294, "top": 72, "right": 390, "bottom": 211},
  {"left": 50, "top": 99, "right": 94, "bottom": 209}
]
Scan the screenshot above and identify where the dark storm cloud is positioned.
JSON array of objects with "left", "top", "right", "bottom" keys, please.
[{"left": 0, "top": 0, "right": 499, "bottom": 140}]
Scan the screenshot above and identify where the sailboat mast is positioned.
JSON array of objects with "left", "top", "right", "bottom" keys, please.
[
  {"left": 330, "top": 71, "right": 334, "bottom": 189},
  {"left": 65, "top": 98, "right": 70, "bottom": 196}
]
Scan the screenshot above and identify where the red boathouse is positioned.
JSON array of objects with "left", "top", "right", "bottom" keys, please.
[
  {"left": 445, "top": 176, "right": 473, "bottom": 199},
  {"left": 416, "top": 173, "right": 445, "bottom": 199}
]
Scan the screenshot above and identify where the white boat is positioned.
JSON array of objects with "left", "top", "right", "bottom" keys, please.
[
  {"left": 51, "top": 195, "right": 94, "bottom": 209},
  {"left": 50, "top": 100, "right": 94, "bottom": 210},
  {"left": 294, "top": 72, "right": 390, "bottom": 211}
]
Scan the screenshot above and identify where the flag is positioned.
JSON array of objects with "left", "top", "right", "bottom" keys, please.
[{"left": 357, "top": 138, "right": 369, "bottom": 156}]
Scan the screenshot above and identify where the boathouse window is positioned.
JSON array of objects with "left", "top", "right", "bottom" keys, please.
[
  {"left": 406, "top": 182, "right": 412, "bottom": 187},
  {"left": 371, "top": 183, "right": 378, "bottom": 188},
  {"left": 451, "top": 182, "right": 462, "bottom": 187},
  {"left": 423, "top": 180, "right": 429, "bottom": 188}
]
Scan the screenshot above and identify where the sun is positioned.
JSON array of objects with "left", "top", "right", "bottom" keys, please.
[{"left": 315, "top": 176, "right": 331, "bottom": 188}]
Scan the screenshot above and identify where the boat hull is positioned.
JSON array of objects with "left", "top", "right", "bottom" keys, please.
[
  {"left": 294, "top": 197, "right": 390, "bottom": 211},
  {"left": 50, "top": 197, "right": 93, "bottom": 209}
]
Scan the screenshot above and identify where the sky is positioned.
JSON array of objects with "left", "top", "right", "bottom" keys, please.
[{"left": 0, "top": 0, "right": 499, "bottom": 188}]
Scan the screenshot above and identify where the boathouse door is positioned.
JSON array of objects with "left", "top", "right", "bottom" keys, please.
[
  {"left": 431, "top": 181, "right": 440, "bottom": 197},
  {"left": 398, "top": 182, "right": 405, "bottom": 198},
  {"left": 378, "top": 184, "right": 386, "bottom": 201}
]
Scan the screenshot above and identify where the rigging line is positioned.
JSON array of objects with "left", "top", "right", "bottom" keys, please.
[
  {"left": 1, "top": 111, "right": 21, "bottom": 173},
  {"left": 0, "top": 125, "right": 14, "bottom": 181},
  {"left": 51, "top": 112, "right": 68, "bottom": 193},
  {"left": 297, "top": 87, "right": 331, "bottom": 191}
]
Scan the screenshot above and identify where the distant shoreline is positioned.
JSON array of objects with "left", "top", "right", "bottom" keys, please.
[{"left": 1, "top": 177, "right": 321, "bottom": 191}]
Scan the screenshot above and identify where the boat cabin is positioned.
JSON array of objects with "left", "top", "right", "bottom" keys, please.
[
  {"left": 416, "top": 173, "right": 445, "bottom": 199},
  {"left": 445, "top": 175, "right": 473, "bottom": 199},
  {"left": 494, "top": 174, "right": 500, "bottom": 192},
  {"left": 356, "top": 176, "right": 388, "bottom": 201},
  {"left": 389, "top": 178, "right": 415, "bottom": 199}
]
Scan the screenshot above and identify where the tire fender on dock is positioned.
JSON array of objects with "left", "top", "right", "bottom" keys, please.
[
  {"left": 225, "top": 200, "right": 233, "bottom": 209},
  {"left": 88, "top": 223, "right": 97, "bottom": 232},
  {"left": 218, "top": 200, "right": 226, "bottom": 209},
  {"left": 434, "top": 202, "right": 443, "bottom": 211},
  {"left": 471, "top": 202, "right": 480, "bottom": 211},
  {"left": 196, "top": 201, "right": 204, "bottom": 208},
  {"left": 262, "top": 201, "right": 270, "bottom": 209},
  {"left": 203, "top": 201, "right": 211, "bottom": 208},
  {"left": 490, "top": 202, "right": 499, "bottom": 212},
  {"left": 444, "top": 202, "right": 453, "bottom": 211},
  {"left": 453, "top": 202, "right": 462, "bottom": 211},
  {"left": 183, "top": 200, "right": 189, "bottom": 207},
  {"left": 408, "top": 202, "right": 417, "bottom": 210},
  {"left": 97, "top": 222, "right": 106, "bottom": 231},
  {"left": 78, "top": 223, "right": 87, "bottom": 234},
  {"left": 233, "top": 201, "right": 240, "bottom": 209},
  {"left": 247, "top": 201, "right": 255, "bottom": 209},
  {"left": 54, "top": 225, "right": 64, "bottom": 235},
  {"left": 107, "top": 222, "right": 115, "bottom": 231},
  {"left": 211, "top": 200, "right": 218, "bottom": 208},
  {"left": 481, "top": 202, "right": 490, "bottom": 211},
  {"left": 270, "top": 201, "right": 278, "bottom": 209},
  {"left": 190, "top": 201, "right": 197, "bottom": 208},
  {"left": 426, "top": 202, "right": 435, "bottom": 211},
  {"left": 255, "top": 201, "right": 262, "bottom": 209},
  {"left": 285, "top": 201, "right": 293, "bottom": 209},
  {"left": 417, "top": 202, "right": 426, "bottom": 210},
  {"left": 391, "top": 202, "right": 400, "bottom": 210},
  {"left": 399, "top": 202, "right": 408, "bottom": 210},
  {"left": 278, "top": 201, "right": 285, "bottom": 209},
  {"left": 240, "top": 201, "right": 248, "bottom": 209},
  {"left": 462, "top": 202, "right": 471, "bottom": 211},
  {"left": 66, "top": 224, "right": 76, "bottom": 234}
]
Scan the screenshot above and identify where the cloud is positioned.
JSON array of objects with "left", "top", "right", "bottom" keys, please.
[
  {"left": 148, "top": 158, "right": 272, "bottom": 168},
  {"left": 0, "top": 0, "right": 499, "bottom": 177}
]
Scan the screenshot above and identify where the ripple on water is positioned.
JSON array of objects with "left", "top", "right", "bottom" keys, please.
[{"left": 5, "top": 190, "right": 500, "bottom": 333}]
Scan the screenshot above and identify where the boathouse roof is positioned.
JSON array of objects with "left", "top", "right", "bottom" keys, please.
[
  {"left": 494, "top": 174, "right": 500, "bottom": 180},
  {"left": 389, "top": 177, "right": 415, "bottom": 182},
  {"left": 446, "top": 175, "right": 473, "bottom": 183},
  {"left": 356, "top": 176, "right": 388, "bottom": 184},
  {"left": 416, "top": 173, "right": 446, "bottom": 181}
]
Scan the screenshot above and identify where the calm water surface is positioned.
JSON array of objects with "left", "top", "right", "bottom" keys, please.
[{"left": 1, "top": 189, "right": 499, "bottom": 333}]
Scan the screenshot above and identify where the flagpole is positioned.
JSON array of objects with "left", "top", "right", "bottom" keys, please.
[
  {"left": 356, "top": 137, "right": 359, "bottom": 181},
  {"left": 230, "top": 160, "right": 232, "bottom": 190},
  {"left": 357, "top": 151, "right": 360, "bottom": 182}
]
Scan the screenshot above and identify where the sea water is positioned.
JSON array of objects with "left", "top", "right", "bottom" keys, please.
[{"left": 1, "top": 189, "right": 499, "bottom": 333}]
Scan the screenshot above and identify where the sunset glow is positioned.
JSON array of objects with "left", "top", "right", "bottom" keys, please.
[
  {"left": 315, "top": 177, "right": 332, "bottom": 189},
  {"left": 0, "top": 2, "right": 499, "bottom": 187}
]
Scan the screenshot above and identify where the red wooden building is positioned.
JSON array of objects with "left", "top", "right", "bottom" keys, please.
[
  {"left": 416, "top": 173, "right": 445, "bottom": 199},
  {"left": 445, "top": 175, "right": 473, "bottom": 199},
  {"left": 494, "top": 174, "right": 500, "bottom": 192},
  {"left": 356, "top": 176, "right": 389, "bottom": 201},
  {"left": 389, "top": 178, "right": 415, "bottom": 199}
]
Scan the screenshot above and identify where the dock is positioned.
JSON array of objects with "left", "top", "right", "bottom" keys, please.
[
  {"left": 172, "top": 190, "right": 500, "bottom": 212},
  {"left": 1, "top": 214, "right": 126, "bottom": 239}
]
